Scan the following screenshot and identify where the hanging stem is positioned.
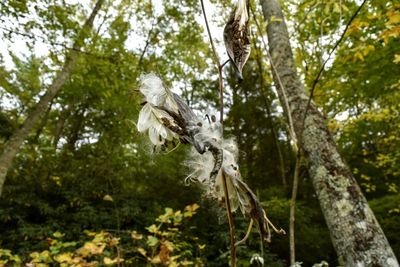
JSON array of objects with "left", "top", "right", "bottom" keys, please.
[
  {"left": 251, "top": 6, "right": 300, "bottom": 265},
  {"left": 200, "top": 0, "right": 235, "bottom": 265},
  {"left": 218, "top": 65, "right": 224, "bottom": 124},
  {"left": 200, "top": 0, "right": 224, "bottom": 123},
  {"left": 290, "top": 151, "right": 301, "bottom": 266},
  {"left": 304, "top": 0, "right": 368, "bottom": 128},
  {"left": 200, "top": 0, "right": 220, "bottom": 66},
  {"left": 222, "top": 171, "right": 237, "bottom": 266}
]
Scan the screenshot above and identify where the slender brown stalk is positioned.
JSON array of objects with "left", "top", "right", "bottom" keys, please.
[
  {"left": 289, "top": 151, "right": 301, "bottom": 266},
  {"left": 200, "top": 0, "right": 224, "bottom": 123},
  {"left": 217, "top": 65, "right": 224, "bottom": 124},
  {"left": 199, "top": 0, "right": 235, "bottom": 265},
  {"left": 251, "top": 6, "right": 300, "bottom": 265},
  {"left": 199, "top": 0, "right": 220, "bottom": 66},
  {"left": 250, "top": 7, "right": 298, "bottom": 149},
  {"left": 222, "top": 171, "right": 236, "bottom": 267},
  {"left": 302, "top": 0, "right": 368, "bottom": 128}
]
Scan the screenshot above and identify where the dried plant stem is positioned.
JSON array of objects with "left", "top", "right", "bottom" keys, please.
[
  {"left": 304, "top": 0, "right": 368, "bottom": 128},
  {"left": 290, "top": 151, "right": 301, "bottom": 266},
  {"left": 251, "top": 7, "right": 300, "bottom": 265},
  {"left": 235, "top": 219, "right": 254, "bottom": 247},
  {"left": 200, "top": 0, "right": 235, "bottom": 265},
  {"left": 222, "top": 171, "right": 236, "bottom": 267},
  {"left": 250, "top": 7, "right": 298, "bottom": 149},
  {"left": 200, "top": 0, "right": 224, "bottom": 123},
  {"left": 200, "top": 0, "right": 220, "bottom": 66},
  {"left": 218, "top": 65, "right": 224, "bottom": 123}
]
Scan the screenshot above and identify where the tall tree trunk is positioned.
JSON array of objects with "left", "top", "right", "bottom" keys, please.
[
  {"left": 259, "top": 0, "right": 399, "bottom": 266},
  {"left": 0, "top": 0, "right": 105, "bottom": 196}
]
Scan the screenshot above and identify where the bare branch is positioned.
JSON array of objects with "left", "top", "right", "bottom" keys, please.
[{"left": 303, "top": 0, "right": 368, "bottom": 127}]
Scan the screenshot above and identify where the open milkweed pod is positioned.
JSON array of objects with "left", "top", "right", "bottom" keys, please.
[
  {"left": 139, "top": 73, "right": 179, "bottom": 113},
  {"left": 190, "top": 112, "right": 223, "bottom": 154},
  {"left": 137, "top": 103, "right": 180, "bottom": 146},
  {"left": 137, "top": 73, "right": 189, "bottom": 148},
  {"left": 234, "top": 177, "right": 286, "bottom": 243},
  {"left": 214, "top": 148, "right": 241, "bottom": 213},
  {"left": 184, "top": 148, "right": 215, "bottom": 185},
  {"left": 223, "top": 0, "right": 251, "bottom": 81}
]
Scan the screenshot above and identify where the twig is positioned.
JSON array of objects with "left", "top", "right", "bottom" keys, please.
[
  {"left": 199, "top": 0, "right": 235, "bottom": 265},
  {"left": 250, "top": 7, "right": 298, "bottom": 150},
  {"left": 222, "top": 171, "right": 236, "bottom": 266},
  {"left": 251, "top": 7, "right": 300, "bottom": 265},
  {"left": 0, "top": 25, "right": 120, "bottom": 64},
  {"left": 235, "top": 219, "right": 253, "bottom": 247},
  {"left": 289, "top": 151, "right": 301, "bottom": 266},
  {"left": 200, "top": 0, "right": 224, "bottom": 124},
  {"left": 288, "top": 0, "right": 320, "bottom": 39},
  {"left": 199, "top": 0, "right": 221, "bottom": 66},
  {"left": 302, "top": 0, "right": 368, "bottom": 127}
]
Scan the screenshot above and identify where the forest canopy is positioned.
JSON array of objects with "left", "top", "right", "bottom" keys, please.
[{"left": 0, "top": 0, "right": 399, "bottom": 266}]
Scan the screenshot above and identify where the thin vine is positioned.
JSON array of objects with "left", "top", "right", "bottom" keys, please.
[
  {"left": 199, "top": 0, "right": 236, "bottom": 265},
  {"left": 250, "top": 6, "right": 300, "bottom": 266}
]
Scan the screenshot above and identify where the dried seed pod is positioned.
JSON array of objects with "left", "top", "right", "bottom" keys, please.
[{"left": 223, "top": 0, "right": 251, "bottom": 82}]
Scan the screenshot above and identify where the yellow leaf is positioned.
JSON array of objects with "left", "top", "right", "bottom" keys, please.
[
  {"left": 83, "top": 230, "right": 97, "bottom": 237},
  {"left": 162, "top": 240, "right": 174, "bottom": 252},
  {"left": 103, "top": 195, "right": 113, "bottom": 202},
  {"left": 109, "top": 237, "right": 120, "bottom": 247},
  {"left": 104, "top": 257, "right": 124, "bottom": 265},
  {"left": 362, "top": 45, "right": 375, "bottom": 56},
  {"left": 165, "top": 207, "right": 174, "bottom": 215},
  {"left": 185, "top": 203, "right": 200, "bottom": 213},
  {"left": 78, "top": 242, "right": 106, "bottom": 256},
  {"left": 147, "top": 235, "right": 159, "bottom": 247},
  {"left": 53, "top": 231, "right": 65, "bottom": 239},
  {"left": 30, "top": 252, "right": 40, "bottom": 259},
  {"left": 347, "top": 20, "right": 369, "bottom": 35},
  {"left": 333, "top": 3, "right": 340, "bottom": 13},
  {"left": 50, "top": 176, "right": 62, "bottom": 186},
  {"left": 137, "top": 247, "right": 147, "bottom": 257},
  {"left": 54, "top": 253, "right": 72, "bottom": 263},
  {"left": 380, "top": 26, "right": 400, "bottom": 43},
  {"left": 146, "top": 224, "right": 159, "bottom": 234},
  {"left": 131, "top": 231, "right": 143, "bottom": 240},
  {"left": 393, "top": 54, "right": 400, "bottom": 64},
  {"left": 324, "top": 3, "right": 330, "bottom": 15},
  {"left": 270, "top": 15, "right": 283, "bottom": 22},
  {"left": 355, "top": 51, "right": 364, "bottom": 61},
  {"left": 387, "top": 11, "right": 400, "bottom": 25},
  {"left": 150, "top": 255, "right": 161, "bottom": 264},
  {"left": 180, "top": 260, "right": 194, "bottom": 266}
]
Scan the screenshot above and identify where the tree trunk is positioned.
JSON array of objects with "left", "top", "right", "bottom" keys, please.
[
  {"left": 0, "top": 0, "right": 105, "bottom": 196},
  {"left": 259, "top": 0, "right": 399, "bottom": 266}
]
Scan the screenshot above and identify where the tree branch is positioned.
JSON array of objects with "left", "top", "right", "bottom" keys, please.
[{"left": 303, "top": 0, "right": 368, "bottom": 126}]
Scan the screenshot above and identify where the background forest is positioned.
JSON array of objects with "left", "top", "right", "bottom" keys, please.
[{"left": 0, "top": 0, "right": 399, "bottom": 266}]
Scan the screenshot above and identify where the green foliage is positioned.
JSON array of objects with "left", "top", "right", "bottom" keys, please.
[
  {"left": 369, "top": 194, "right": 400, "bottom": 257},
  {"left": 0, "top": 204, "right": 203, "bottom": 267},
  {"left": 0, "top": 0, "right": 399, "bottom": 265}
]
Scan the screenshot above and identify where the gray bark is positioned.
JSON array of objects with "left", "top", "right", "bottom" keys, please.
[
  {"left": 0, "top": 0, "right": 105, "bottom": 196},
  {"left": 260, "top": 0, "right": 399, "bottom": 266}
]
